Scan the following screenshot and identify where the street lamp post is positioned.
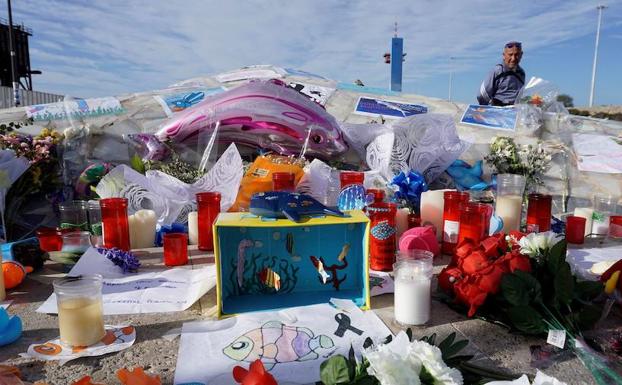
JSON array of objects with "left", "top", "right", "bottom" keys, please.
[
  {"left": 448, "top": 57, "right": 456, "bottom": 101},
  {"left": 7, "top": 0, "right": 20, "bottom": 107},
  {"left": 589, "top": 4, "right": 606, "bottom": 107}
]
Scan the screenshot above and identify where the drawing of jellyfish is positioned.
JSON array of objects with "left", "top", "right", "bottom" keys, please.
[{"left": 222, "top": 321, "right": 335, "bottom": 370}]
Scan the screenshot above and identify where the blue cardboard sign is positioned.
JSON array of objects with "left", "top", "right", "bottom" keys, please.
[
  {"left": 354, "top": 96, "right": 428, "bottom": 118},
  {"left": 460, "top": 104, "right": 517, "bottom": 131}
]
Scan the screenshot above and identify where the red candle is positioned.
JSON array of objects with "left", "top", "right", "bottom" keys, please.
[
  {"left": 272, "top": 172, "right": 296, "bottom": 192},
  {"left": 36, "top": 227, "right": 63, "bottom": 252},
  {"left": 441, "top": 191, "right": 470, "bottom": 255},
  {"left": 526, "top": 194, "right": 552, "bottom": 233},
  {"left": 367, "top": 202, "right": 397, "bottom": 271},
  {"left": 609, "top": 216, "right": 622, "bottom": 238},
  {"left": 367, "top": 189, "right": 385, "bottom": 203},
  {"left": 163, "top": 233, "right": 188, "bottom": 266},
  {"left": 339, "top": 171, "right": 364, "bottom": 189},
  {"left": 99, "top": 198, "right": 130, "bottom": 251},
  {"left": 407, "top": 213, "right": 421, "bottom": 229},
  {"left": 566, "top": 215, "right": 586, "bottom": 244},
  {"left": 458, "top": 203, "right": 488, "bottom": 245},
  {"left": 196, "top": 192, "right": 221, "bottom": 251}
]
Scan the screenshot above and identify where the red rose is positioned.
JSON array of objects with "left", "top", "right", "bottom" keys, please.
[
  {"left": 438, "top": 266, "right": 463, "bottom": 294},
  {"left": 454, "top": 278, "right": 488, "bottom": 317},
  {"left": 459, "top": 250, "right": 491, "bottom": 275},
  {"left": 498, "top": 250, "right": 532, "bottom": 273},
  {"left": 475, "top": 263, "right": 508, "bottom": 294},
  {"left": 452, "top": 240, "right": 476, "bottom": 266}
]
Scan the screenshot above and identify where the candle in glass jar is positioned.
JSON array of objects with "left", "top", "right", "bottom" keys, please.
[
  {"left": 573, "top": 207, "right": 594, "bottom": 237},
  {"left": 393, "top": 252, "right": 433, "bottom": 326},
  {"left": 395, "top": 207, "right": 410, "bottom": 239},
  {"left": 495, "top": 195, "right": 523, "bottom": 233},
  {"left": 526, "top": 193, "right": 552, "bottom": 233},
  {"left": 187, "top": 212, "right": 199, "bottom": 245},
  {"left": 420, "top": 189, "right": 453, "bottom": 241},
  {"left": 128, "top": 209, "right": 157, "bottom": 249}
]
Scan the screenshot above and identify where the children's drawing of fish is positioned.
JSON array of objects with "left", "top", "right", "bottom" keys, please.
[
  {"left": 337, "top": 244, "right": 350, "bottom": 262},
  {"left": 237, "top": 239, "right": 255, "bottom": 287},
  {"left": 310, "top": 256, "right": 331, "bottom": 284},
  {"left": 369, "top": 276, "right": 385, "bottom": 289},
  {"left": 223, "top": 321, "right": 335, "bottom": 370},
  {"left": 258, "top": 267, "right": 281, "bottom": 291}
]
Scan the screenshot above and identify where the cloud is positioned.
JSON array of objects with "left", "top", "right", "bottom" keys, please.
[{"left": 7, "top": 0, "right": 622, "bottom": 98}]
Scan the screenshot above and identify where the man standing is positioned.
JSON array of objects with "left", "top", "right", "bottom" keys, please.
[{"left": 477, "top": 41, "right": 525, "bottom": 106}]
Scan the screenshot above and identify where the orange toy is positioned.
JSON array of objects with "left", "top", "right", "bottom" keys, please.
[
  {"left": 72, "top": 376, "right": 105, "bottom": 385},
  {"left": 117, "top": 367, "right": 161, "bottom": 385},
  {"left": 229, "top": 154, "right": 305, "bottom": 212},
  {"left": 2, "top": 261, "right": 31, "bottom": 289}
]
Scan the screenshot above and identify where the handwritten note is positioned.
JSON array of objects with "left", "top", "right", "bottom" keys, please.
[{"left": 37, "top": 248, "right": 216, "bottom": 315}]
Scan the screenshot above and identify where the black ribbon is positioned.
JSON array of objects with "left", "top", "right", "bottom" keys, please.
[{"left": 334, "top": 313, "right": 363, "bottom": 337}]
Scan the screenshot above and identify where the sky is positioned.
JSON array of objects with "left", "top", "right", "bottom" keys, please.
[{"left": 7, "top": 0, "right": 622, "bottom": 106}]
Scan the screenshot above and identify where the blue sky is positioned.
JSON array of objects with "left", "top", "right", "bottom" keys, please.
[{"left": 7, "top": 0, "right": 622, "bottom": 106}]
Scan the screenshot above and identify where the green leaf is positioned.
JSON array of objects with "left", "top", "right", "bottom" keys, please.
[
  {"left": 130, "top": 154, "right": 145, "bottom": 174},
  {"left": 320, "top": 355, "right": 351, "bottom": 385},
  {"left": 546, "top": 240, "right": 567, "bottom": 273},
  {"left": 437, "top": 332, "right": 456, "bottom": 355},
  {"left": 363, "top": 337, "right": 374, "bottom": 350},
  {"left": 419, "top": 366, "right": 435, "bottom": 385},
  {"left": 501, "top": 270, "right": 542, "bottom": 306},
  {"left": 442, "top": 339, "right": 469, "bottom": 360},
  {"left": 554, "top": 263, "right": 574, "bottom": 306},
  {"left": 575, "top": 280, "right": 603, "bottom": 300},
  {"left": 348, "top": 346, "right": 356, "bottom": 380},
  {"left": 406, "top": 327, "right": 413, "bottom": 342},
  {"left": 507, "top": 305, "right": 547, "bottom": 334}
]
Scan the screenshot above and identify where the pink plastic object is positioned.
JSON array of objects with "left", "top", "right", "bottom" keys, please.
[
  {"left": 399, "top": 226, "right": 440, "bottom": 256},
  {"left": 156, "top": 79, "right": 348, "bottom": 160}
]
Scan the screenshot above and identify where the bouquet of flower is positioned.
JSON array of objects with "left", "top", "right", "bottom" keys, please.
[
  {"left": 0, "top": 127, "right": 64, "bottom": 239},
  {"left": 484, "top": 136, "right": 552, "bottom": 188},
  {"left": 319, "top": 330, "right": 519, "bottom": 385}
]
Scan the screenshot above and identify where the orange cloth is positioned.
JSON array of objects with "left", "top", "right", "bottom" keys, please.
[{"left": 229, "top": 155, "right": 305, "bottom": 212}]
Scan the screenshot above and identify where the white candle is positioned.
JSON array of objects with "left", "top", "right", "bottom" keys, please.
[
  {"left": 128, "top": 209, "right": 157, "bottom": 249},
  {"left": 495, "top": 195, "right": 523, "bottom": 233},
  {"left": 574, "top": 207, "right": 594, "bottom": 237},
  {"left": 420, "top": 189, "right": 452, "bottom": 241},
  {"left": 188, "top": 212, "right": 199, "bottom": 245},
  {"left": 0, "top": 251, "right": 5, "bottom": 301},
  {"left": 394, "top": 277, "right": 431, "bottom": 325},
  {"left": 395, "top": 208, "right": 410, "bottom": 239}
]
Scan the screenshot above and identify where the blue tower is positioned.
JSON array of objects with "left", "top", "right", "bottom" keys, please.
[{"left": 391, "top": 34, "right": 403, "bottom": 92}]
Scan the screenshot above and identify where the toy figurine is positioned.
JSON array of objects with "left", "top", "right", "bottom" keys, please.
[{"left": 250, "top": 192, "right": 345, "bottom": 222}]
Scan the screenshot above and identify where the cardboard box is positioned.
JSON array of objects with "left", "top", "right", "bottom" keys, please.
[{"left": 214, "top": 210, "right": 370, "bottom": 317}]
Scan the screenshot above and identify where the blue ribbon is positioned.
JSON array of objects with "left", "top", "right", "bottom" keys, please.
[{"left": 390, "top": 171, "right": 428, "bottom": 210}]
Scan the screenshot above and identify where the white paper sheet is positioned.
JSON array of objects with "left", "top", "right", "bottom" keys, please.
[
  {"left": 566, "top": 245, "right": 622, "bottom": 280},
  {"left": 37, "top": 248, "right": 216, "bottom": 315},
  {"left": 1, "top": 300, "right": 12, "bottom": 309},
  {"left": 173, "top": 303, "right": 391, "bottom": 385},
  {"left": 573, "top": 133, "right": 622, "bottom": 174}
]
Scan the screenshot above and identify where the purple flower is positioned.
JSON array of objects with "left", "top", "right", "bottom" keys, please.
[{"left": 97, "top": 247, "right": 141, "bottom": 273}]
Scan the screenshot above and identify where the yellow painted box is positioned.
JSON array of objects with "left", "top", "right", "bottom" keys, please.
[{"left": 213, "top": 210, "right": 370, "bottom": 317}]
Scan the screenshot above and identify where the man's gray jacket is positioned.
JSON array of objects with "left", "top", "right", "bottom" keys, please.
[{"left": 477, "top": 64, "right": 525, "bottom": 106}]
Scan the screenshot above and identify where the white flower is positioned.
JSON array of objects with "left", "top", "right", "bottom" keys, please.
[
  {"left": 408, "top": 340, "right": 463, "bottom": 385},
  {"left": 366, "top": 344, "right": 422, "bottom": 385},
  {"left": 518, "top": 231, "right": 563, "bottom": 258}
]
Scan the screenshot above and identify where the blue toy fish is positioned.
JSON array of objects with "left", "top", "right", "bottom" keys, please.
[
  {"left": 446, "top": 160, "right": 489, "bottom": 191},
  {"left": 338, "top": 184, "right": 373, "bottom": 211},
  {"left": 250, "top": 192, "right": 345, "bottom": 222}
]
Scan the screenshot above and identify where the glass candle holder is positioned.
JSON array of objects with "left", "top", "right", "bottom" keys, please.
[
  {"left": 272, "top": 172, "right": 296, "bottom": 192},
  {"left": 592, "top": 194, "right": 618, "bottom": 236},
  {"left": 36, "top": 227, "right": 63, "bottom": 252},
  {"left": 196, "top": 192, "right": 221, "bottom": 251},
  {"left": 87, "top": 200, "right": 103, "bottom": 247},
  {"left": 367, "top": 202, "right": 397, "bottom": 271},
  {"left": 339, "top": 171, "right": 364, "bottom": 189},
  {"left": 53, "top": 274, "right": 105, "bottom": 347},
  {"left": 163, "top": 233, "right": 189, "bottom": 267},
  {"left": 61, "top": 231, "right": 92, "bottom": 255},
  {"left": 566, "top": 215, "right": 587, "bottom": 244},
  {"left": 526, "top": 193, "right": 552, "bottom": 233},
  {"left": 58, "top": 201, "right": 89, "bottom": 231},
  {"left": 407, "top": 213, "right": 421, "bottom": 229},
  {"left": 441, "top": 191, "right": 470, "bottom": 254},
  {"left": 609, "top": 216, "right": 622, "bottom": 238},
  {"left": 99, "top": 198, "right": 130, "bottom": 251},
  {"left": 458, "top": 203, "right": 488, "bottom": 245},
  {"left": 495, "top": 174, "right": 526, "bottom": 233},
  {"left": 573, "top": 207, "right": 594, "bottom": 237},
  {"left": 393, "top": 251, "right": 433, "bottom": 326}
]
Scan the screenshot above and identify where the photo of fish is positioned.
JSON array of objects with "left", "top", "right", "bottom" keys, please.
[
  {"left": 223, "top": 321, "right": 335, "bottom": 370},
  {"left": 460, "top": 104, "right": 517, "bottom": 131},
  {"left": 258, "top": 267, "right": 281, "bottom": 291}
]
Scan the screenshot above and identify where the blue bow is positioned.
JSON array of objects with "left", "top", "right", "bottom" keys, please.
[{"left": 390, "top": 171, "right": 428, "bottom": 212}]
